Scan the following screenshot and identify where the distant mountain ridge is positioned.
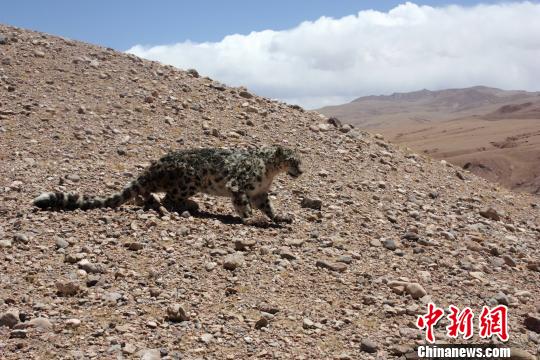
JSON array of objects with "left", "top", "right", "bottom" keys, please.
[
  {"left": 485, "top": 100, "right": 540, "bottom": 120},
  {"left": 317, "top": 86, "right": 540, "bottom": 194},
  {"left": 355, "top": 86, "right": 533, "bottom": 102},
  {"left": 318, "top": 86, "right": 540, "bottom": 128}
]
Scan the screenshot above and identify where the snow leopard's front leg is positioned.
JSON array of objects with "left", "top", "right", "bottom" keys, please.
[
  {"left": 231, "top": 191, "right": 253, "bottom": 221},
  {"left": 251, "top": 192, "right": 293, "bottom": 224}
]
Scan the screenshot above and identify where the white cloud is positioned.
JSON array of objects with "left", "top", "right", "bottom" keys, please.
[{"left": 127, "top": 2, "right": 540, "bottom": 109}]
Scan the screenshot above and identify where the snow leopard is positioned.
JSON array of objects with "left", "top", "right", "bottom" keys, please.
[{"left": 33, "top": 145, "right": 303, "bottom": 223}]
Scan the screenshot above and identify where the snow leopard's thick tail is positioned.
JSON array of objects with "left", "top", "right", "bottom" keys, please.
[{"left": 32, "top": 180, "right": 144, "bottom": 210}]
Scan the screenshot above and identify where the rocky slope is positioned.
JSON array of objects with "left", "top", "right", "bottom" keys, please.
[
  {"left": 0, "top": 24, "right": 539, "bottom": 359},
  {"left": 318, "top": 87, "right": 540, "bottom": 195}
]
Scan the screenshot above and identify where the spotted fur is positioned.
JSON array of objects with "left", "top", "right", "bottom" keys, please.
[{"left": 33, "top": 145, "right": 303, "bottom": 223}]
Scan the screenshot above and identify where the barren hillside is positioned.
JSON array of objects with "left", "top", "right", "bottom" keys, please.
[
  {"left": 318, "top": 88, "right": 540, "bottom": 195},
  {"left": 379, "top": 117, "right": 540, "bottom": 195},
  {"left": 0, "top": 25, "right": 539, "bottom": 359},
  {"left": 318, "top": 87, "right": 540, "bottom": 129},
  {"left": 485, "top": 99, "right": 540, "bottom": 120}
]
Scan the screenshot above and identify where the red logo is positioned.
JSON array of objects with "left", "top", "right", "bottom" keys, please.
[
  {"left": 417, "top": 304, "right": 509, "bottom": 343},
  {"left": 416, "top": 303, "right": 445, "bottom": 343},
  {"left": 446, "top": 305, "right": 474, "bottom": 340},
  {"left": 479, "top": 305, "right": 509, "bottom": 342}
]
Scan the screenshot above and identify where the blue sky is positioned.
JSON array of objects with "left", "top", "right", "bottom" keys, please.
[
  {"left": 0, "top": 0, "right": 528, "bottom": 50},
  {"left": 2, "top": 1, "right": 539, "bottom": 108}
]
